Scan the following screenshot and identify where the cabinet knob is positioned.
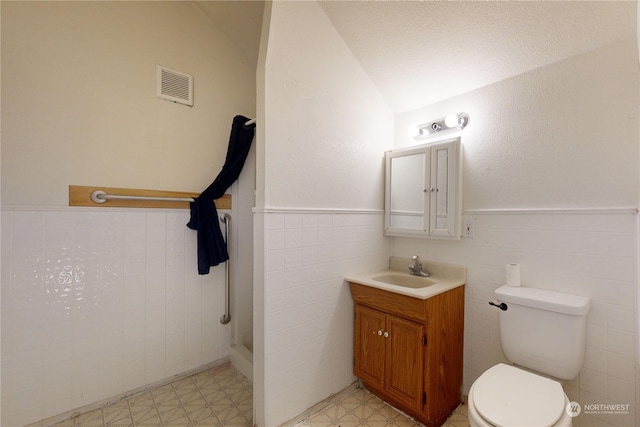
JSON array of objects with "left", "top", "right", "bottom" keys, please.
[
  {"left": 383, "top": 331, "right": 389, "bottom": 338},
  {"left": 378, "top": 330, "right": 383, "bottom": 336}
]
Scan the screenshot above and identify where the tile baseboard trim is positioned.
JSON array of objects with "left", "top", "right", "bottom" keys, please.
[{"left": 279, "top": 381, "right": 360, "bottom": 427}]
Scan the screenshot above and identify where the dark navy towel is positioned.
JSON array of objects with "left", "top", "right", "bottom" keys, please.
[{"left": 187, "top": 115, "right": 255, "bottom": 274}]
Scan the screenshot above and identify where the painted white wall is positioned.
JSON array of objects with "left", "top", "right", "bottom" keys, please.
[
  {"left": 1, "top": 2, "right": 256, "bottom": 426},
  {"left": 393, "top": 37, "right": 640, "bottom": 426},
  {"left": 255, "top": 1, "right": 394, "bottom": 425},
  {"left": 1, "top": 1, "right": 255, "bottom": 206},
  {"left": 395, "top": 39, "right": 639, "bottom": 210},
  {"left": 260, "top": 2, "right": 392, "bottom": 210}
]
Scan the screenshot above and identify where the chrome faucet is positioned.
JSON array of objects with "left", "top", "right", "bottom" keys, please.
[{"left": 408, "top": 255, "right": 430, "bottom": 277}]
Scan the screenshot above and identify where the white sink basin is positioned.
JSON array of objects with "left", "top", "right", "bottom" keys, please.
[
  {"left": 371, "top": 273, "right": 436, "bottom": 289},
  {"left": 346, "top": 257, "right": 466, "bottom": 300}
]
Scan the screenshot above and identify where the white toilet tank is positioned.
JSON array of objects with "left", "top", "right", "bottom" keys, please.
[{"left": 495, "top": 285, "right": 591, "bottom": 380}]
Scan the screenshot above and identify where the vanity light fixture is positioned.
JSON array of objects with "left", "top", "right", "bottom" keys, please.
[{"left": 408, "top": 112, "right": 470, "bottom": 140}]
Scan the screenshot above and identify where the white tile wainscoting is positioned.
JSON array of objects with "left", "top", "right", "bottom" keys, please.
[
  {"left": 258, "top": 210, "right": 391, "bottom": 425},
  {"left": 3, "top": 206, "right": 637, "bottom": 427},
  {"left": 1, "top": 206, "right": 230, "bottom": 427}
]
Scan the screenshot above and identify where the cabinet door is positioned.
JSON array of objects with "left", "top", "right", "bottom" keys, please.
[
  {"left": 385, "top": 146, "right": 430, "bottom": 236},
  {"left": 385, "top": 315, "right": 425, "bottom": 411},
  {"left": 429, "top": 139, "right": 460, "bottom": 238},
  {"left": 354, "top": 305, "right": 386, "bottom": 389}
]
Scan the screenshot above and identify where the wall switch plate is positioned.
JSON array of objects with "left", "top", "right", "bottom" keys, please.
[{"left": 464, "top": 220, "right": 474, "bottom": 238}]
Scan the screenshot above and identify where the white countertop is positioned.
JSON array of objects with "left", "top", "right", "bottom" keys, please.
[{"left": 345, "top": 257, "right": 466, "bottom": 300}]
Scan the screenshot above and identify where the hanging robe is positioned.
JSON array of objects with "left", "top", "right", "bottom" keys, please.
[{"left": 187, "top": 115, "right": 255, "bottom": 274}]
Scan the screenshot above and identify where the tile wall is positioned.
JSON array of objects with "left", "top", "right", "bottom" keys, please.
[
  {"left": 3, "top": 207, "right": 635, "bottom": 427},
  {"left": 261, "top": 211, "right": 390, "bottom": 425},
  {"left": 393, "top": 210, "right": 637, "bottom": 427},
  {"left": 1, "top": 207, "right": 230, "bottom": 427}
]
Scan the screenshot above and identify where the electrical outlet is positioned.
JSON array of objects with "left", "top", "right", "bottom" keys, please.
[{"left": 464, "top": 220, "right": 474, "bottom": 238}]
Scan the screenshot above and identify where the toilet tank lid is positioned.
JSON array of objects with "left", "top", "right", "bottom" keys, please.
[{"left": 495, "top": 285, "right": 590, "bottom": 315}]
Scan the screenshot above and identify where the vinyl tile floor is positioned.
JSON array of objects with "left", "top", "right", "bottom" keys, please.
[
  {"left": 290, "top": 387, "right": 469, "bottom": 427},
  {"left": 51, "top": 363, "right": 252, "bottom": 427},
  {"left": 50, "top": 363, "right": 469, "bottom": 427}
]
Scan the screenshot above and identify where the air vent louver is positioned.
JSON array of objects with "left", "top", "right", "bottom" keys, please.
[{"left": 156, "top": 65, "right": 193, "bottom": 106}]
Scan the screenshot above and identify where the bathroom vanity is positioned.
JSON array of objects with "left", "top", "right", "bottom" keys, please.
[{"left": 347, "top": 258, "right": 465, "bottom": 427}]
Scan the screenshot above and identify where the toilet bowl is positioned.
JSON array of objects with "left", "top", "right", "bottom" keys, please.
[{"left": 468, "top": 364, "right": 572, "bottom": 427}]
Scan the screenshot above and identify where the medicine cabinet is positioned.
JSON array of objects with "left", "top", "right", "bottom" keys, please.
[{"left": 384, "top": 137, "right": 462, "bottom": 239}]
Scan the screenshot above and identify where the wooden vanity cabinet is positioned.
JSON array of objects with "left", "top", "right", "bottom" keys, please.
[
  {"left": 355, "top": 305, "right": 425, "bottom": 412},
  {"left": 350, "top": 283, "right": 464, "bottom": 427}
]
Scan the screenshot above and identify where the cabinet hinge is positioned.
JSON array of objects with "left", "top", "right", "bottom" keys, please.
[
  {"left": 422, "top": 392, "right": 427, "bottom": 405},
  {"left": 422, "top": 335, "right": 427, "bottom": 346}
]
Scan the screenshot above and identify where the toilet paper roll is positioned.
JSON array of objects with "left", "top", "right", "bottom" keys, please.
[{"left": 506, "top": 263, "right": 521, "bottom": 287}]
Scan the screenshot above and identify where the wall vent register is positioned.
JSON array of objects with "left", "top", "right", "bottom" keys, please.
[{"left": 156, "top": 65, "right": 193, "bottom": 106}]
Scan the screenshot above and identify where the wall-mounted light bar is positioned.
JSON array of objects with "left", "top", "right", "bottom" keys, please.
[{"left": 408, "top": 112, "right": 470, "bottom": 140}]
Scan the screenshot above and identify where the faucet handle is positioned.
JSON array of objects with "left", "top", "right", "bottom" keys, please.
[{"left": 411, "top": 255, "right": 421, "bottom": 264}]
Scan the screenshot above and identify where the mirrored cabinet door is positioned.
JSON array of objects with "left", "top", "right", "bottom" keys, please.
[
  {"left": 388, "top": 149, "right": 429, "bottom": 233},
  {"left": 385, "top": 145, "right": 430, "bottom": 236}
]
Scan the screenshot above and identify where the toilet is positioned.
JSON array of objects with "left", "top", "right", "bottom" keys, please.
[{"left": 468, "top": 285, "right": 591, "bottom": 427}]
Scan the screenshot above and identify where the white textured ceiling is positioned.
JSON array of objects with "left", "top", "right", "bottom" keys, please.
[
  {"left": 320, "top": 1, "right": 636, "bottom": 113},
  {"left": 198, "top": 1, "right": 636, "bottom": 114},
  {"left": 194, "top": 1, "right": 265, "bottom": 65}
]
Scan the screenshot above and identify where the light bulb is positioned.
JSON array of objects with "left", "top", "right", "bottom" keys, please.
[
  {"left": 407, "top": 125, "right": 421, "bottom": 138},
  {"left": 444, "top": 114, "right": 459, "bottom": 128}
]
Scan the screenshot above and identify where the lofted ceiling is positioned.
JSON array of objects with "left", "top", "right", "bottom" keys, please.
[
  {"left": 197, "top": 1, "right": 637, "bottom": 114},
  {"left": 194, "top": 0, "right": 265, "bottom": 65}
]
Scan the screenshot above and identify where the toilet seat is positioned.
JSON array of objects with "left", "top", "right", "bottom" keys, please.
[{"left": 472, "top": 364, "right": 565, "bottom": 427}]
